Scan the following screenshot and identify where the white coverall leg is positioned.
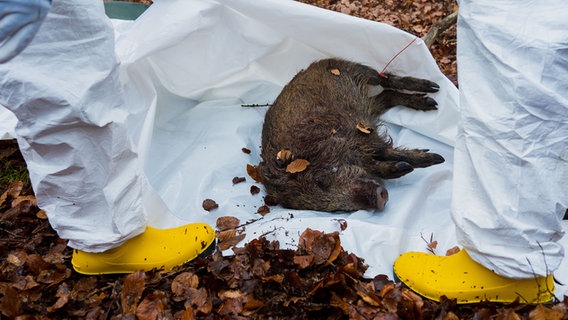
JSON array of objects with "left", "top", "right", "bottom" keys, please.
[
  {"left": 453, "top": 0, "right": 568, "bottom": 280},
  {"left": 394, "top": 0, "right": 567, "bottom": 303},
  {"left": 0, "top": 0, "right": 214, "bottom": 274},
  {"left": 1, "top": 0, "right": 150, "bottom": 252}
]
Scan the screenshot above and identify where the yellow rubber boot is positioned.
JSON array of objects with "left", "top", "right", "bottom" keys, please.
[
  {"left": 393, "top": 249, "right": 555, "bottom": 304},
  {"left": 71, "top": 223, "right": 215, "bottom": 275}
]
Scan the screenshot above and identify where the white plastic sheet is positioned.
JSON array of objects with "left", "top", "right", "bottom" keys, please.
[
  {"left": 0, "top": 0, "right": 566, "bottom": 297},
  {"left": 118, "top": 0, "right": 460, "bottom": 280}
]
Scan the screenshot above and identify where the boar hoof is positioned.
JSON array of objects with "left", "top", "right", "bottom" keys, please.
[{"left": 430, "top": 153, "right": 445, "bottom": 165}]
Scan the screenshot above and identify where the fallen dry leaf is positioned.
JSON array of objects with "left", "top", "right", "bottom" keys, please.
[
  {"left": 293, "top": 255, "right": 314, "bottom": 269},
  {"left": 297, "top": 228, "right": 341, "bottom": 265},
  {"left": 241, "top": 147, "right": 251, "bottom": 154},
  {"left": 7, "top": 252, "right": 25, "bottom": 267},
  {"left": 246, "top": 164, "right": 263, "bottom": 182},
  {"left": 216, "top": 216, "right": 240, "bottom": 231},
  {"left": 46, "top": 282, "right": 71, "bottom": 313},
  {"left": 12, "top": 275, "right": 40, "bottom": 291},
  {"left": 402, "top": 287, "right": 424, "bottom": 310},
  {"left": 286, "top": 159, "right": 310, "bottom": 174},
  {"left": 334, "top": 218, "right": 348, "bottom": 231},
  {"left": 232, "top": 176, "right": 246, "bottom": 184},
  {"left": 179, "top": 308, "right": 194, "bottom": 320},
  {"left": 36, "top": 209, "right": 48, "bottom": 219},
  {"left": 202, "top": 198, "right": 218, "bottom": 211},
  {"left": 528, "top": 304, "right": 565, "bottom": 320},
  {"left": 276, "top": 149, "right": 293, "bottom": 163},
  {"left": 6, "top": 181, "right": 23, "bottom": 199},
  {"left": 171, "top": 272, "right": 199, "bottom": 300},
  {"left": 257, "top": 205, "right": 270, "bottom": 216},
  {"left": 250, "top": 185, "right": 260, "bottom": 195},
  {"left": 12, "top": 195, "right": 36, "bottom": 207},
  {"left": 444, "top": 311, "right": 461, "bottom": 320},
  {"left": 356, "top": 122, "right": 374, "bottom": 134},
  {"left": 121, "top": 271, "right": 146, "bottom": 315},
  {"left": 217, "top": 232, "right": 246, "bottom": 251},
  {"left": 216, "top": 229, "right": 237, "bottom": 242},
  {"left": 330, "top": 68, "right": 341, "bottom": 75},
  {"left": 0, "top": 181, "right": 24, "bottom": 207},
  {"left": 327, "top": 237, "right": 342, "bottom": 264},
  {"left": 446, "top": 246, "right": 460, "bottom": 256},
  {"left": 427, "top": 240, "right": 438, "bottom": 250},
  {"left": 136, "top": 292, "right": 167, "bottom": 320}
]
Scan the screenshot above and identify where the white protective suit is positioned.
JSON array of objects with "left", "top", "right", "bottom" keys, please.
[
  {"left": 0, "top": 0, "right": 50, "bottom": 63},
  {"left": 454, "top": 0, "right": 568, "bottom": 278},
  {"left": 0, "top": 0, "right": 178, "bottom": 252},
  {"left": 0, "top": 0, "right": 566, "bottom": 290}
]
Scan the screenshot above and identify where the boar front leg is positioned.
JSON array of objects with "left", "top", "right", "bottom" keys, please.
[
  {"left": 378, "top": 73, "right": 440, "bottom": 92},
  {"left": 385, "top": 147, "right": 445, "bottom": 168},
  {"left": 371, "top": 89, "right": 438, "bottom": 116}
]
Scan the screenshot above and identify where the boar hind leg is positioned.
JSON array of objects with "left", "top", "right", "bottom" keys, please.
[
  {"left": 378, "top": 74, "right": 440, "bottom": 93},
  {"left": 372, "top": 90, "right": 438, "bottom": 115},
  {"left": 369, "top": 160, "right": 415, "bottom": 179},
  {"left": 368, "top": 148, "right": 445, "bottom": 179}
]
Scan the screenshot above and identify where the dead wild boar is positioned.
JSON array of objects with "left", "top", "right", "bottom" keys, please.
[{"left": 258, "top": 58, "right": 444, "bottom": 212}]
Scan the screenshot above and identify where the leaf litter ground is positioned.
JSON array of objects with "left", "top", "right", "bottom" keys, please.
[
  {"left": 2, "top": 1, "right": 568, "bottom": 318},
  {"left": 2, "top": 140, "right": 567, "bottom": 319}
]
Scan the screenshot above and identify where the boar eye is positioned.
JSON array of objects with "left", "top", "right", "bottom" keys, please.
[{"left": 315, "top": 176, "right": 331, "bottom": 190}]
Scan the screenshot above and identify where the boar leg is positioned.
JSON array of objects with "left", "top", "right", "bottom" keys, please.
[
  {"left": 378, "top": 74, "right": 440, "bottom": 92},
  {"left": 372, "top": 89, "right": 438, "bottom": 115},
  {"left": 366, "top": 147, "right": 445, "bottom": 178},
  {"left": 387, "top": 147, "right": 445, "bottom": 168},
  {"left": 368, "top": 160, "right": 415, "bottom": 179}
]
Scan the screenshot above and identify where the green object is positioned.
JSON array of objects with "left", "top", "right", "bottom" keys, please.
[{"left": 104, "top": 1, "right": 150, "bottom": 21}]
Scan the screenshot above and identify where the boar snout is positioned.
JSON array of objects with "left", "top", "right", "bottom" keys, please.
[{"left": 376, "top": 185, "right": 389, "bottom": 211}]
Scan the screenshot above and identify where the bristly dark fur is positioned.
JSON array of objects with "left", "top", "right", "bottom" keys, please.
[{"left": 258, "top": 58, "right": 444, "bottom": 212}]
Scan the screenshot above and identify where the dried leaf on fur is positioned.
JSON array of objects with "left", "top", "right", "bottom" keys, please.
[
  {"left": 356, "top": 122, "right": 373, "bottom": 134},
  {"left": 276, "top": 149, "right": 293, "bottom": 162},
  {"left": 286, "top": 159, "right": 309, "bottom": 173}
]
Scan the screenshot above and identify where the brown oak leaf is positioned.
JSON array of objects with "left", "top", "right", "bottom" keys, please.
[
  {"left": 286, "top": 159, "right": 309, "bottom": 174},
  {"left": 257, "top": 205, "right": 270, "bottom": 216},
  {"left": 356, "top": 122, "right": 374, "bottom": 134},
  {"left": 121, "top": 271, "right": 146, "bottom": 315},
  {"left": 446, "top": 246, "right": 461, "bottom": 256},
  {"left": 202, "top": 199, "right": 218, "bottom": 211},
  {"left": 216, "top": 216, "right": 240, "bottom": 231},
  {"left": 246, "top": 164, "right": 263, "bottom": 182}
]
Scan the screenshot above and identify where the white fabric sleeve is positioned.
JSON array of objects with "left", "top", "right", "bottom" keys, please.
[
  {"left": 0, "top": 0, "right": 51, "bottom": 63},
  {"left": 452, "top": 0, "right": 568, "bottom": 278},
  {"left": 0, "top": 0, "right": 171, "bottom": 252}
]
